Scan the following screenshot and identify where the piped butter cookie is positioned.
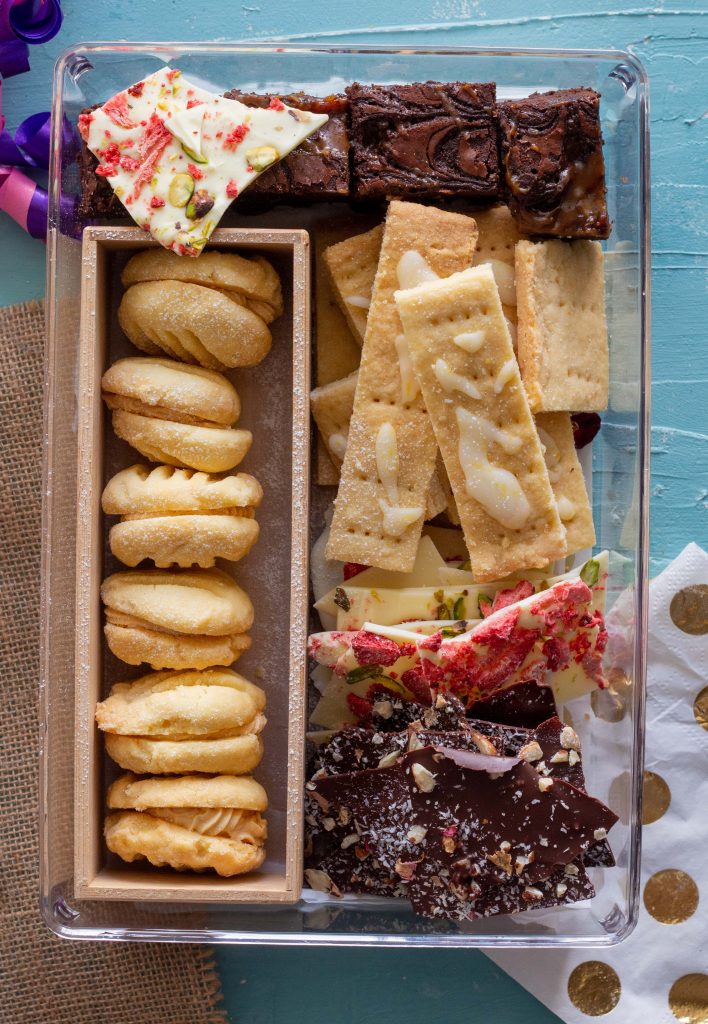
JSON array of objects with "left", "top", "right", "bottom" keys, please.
[
  {"left": 102, "top": 567, "right": 253, "bottom": 670},
  {"left": 119, "top": 279, "right": 272, "bottom": 370},
  {"left": 102, "top": 358, "right": 251, "bottom": 473},
  {"left": 122, "top": 249, "right": 283, "bottom": 324},
  {"left": 105, "top": 772, "right": 267, "bottom": 877},
  {"left": 102, "top": 464, "right": 262, "bottom": 568},
  {"left": 96, "top": 668, "right": 266, "bottom": 775}
]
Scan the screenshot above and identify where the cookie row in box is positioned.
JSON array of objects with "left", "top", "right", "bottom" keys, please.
[{"left": 74, "top": 227, "right": 310, "bottom": 903}]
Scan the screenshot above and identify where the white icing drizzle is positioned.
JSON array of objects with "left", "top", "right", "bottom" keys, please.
[
  {"left": 480, "top": 259, "right": 517, "bottom": 307},
  {"left": 556, "top": 496, "right": 576, "bottom": 521},
  {"left": 394, "top": 333, "right": 420, "bottom": 403},
  {"left": 396, "top": 251, "right": 440, "bottom": 290},
  {"left": 375, "top": 422, "right": 424, "bottom": 537},
  {"left": 505, "top": 317, "right": 518, "bottom": 348},
  {"left": 345, "top": 295, "right": 371, "bottom": 309},
  {"left": 455, "top": 407, "right": 530, "bottom": 530},
  {"left": 328, "top": 433, "right": 348, "bottom": 460},
  {"left": 434, "top": 358, "right": 481, "bottom": 400},
  {"left": 494, "top": 359, "right": 517, "bottom": 394},
  {"left": 537, "top": 426, "right": 563, "bottom": 483},
  {"left": 453, "top": 330, "right": 485, "bottom": 353},
  {"left": 476, "top": 418, "right": 523, "bottom": 454}
]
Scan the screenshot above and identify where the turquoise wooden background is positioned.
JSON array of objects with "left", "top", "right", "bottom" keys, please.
[{"left": 2, "top": 2, "right": 706, "bottom": 1021}]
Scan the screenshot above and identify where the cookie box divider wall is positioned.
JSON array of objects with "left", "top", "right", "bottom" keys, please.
[{"left": 73, "top": 226, "right": 310, "bottom": 903}]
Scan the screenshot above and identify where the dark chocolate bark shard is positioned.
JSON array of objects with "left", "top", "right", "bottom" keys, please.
[
  {"left": 347, "top": 81, "right": 500, "bottom": 200},
  {"left": 402, "top": 748, "right": 618, "bottom": 889},
  {"left": 467, "top": 680, "right": 558, "bottom": 729},
  {"left": 529, "top": 716, "right": 615, "bottom": 867},
  {"left": 498, "top": 88, "right": 610, "bottom": 239}
]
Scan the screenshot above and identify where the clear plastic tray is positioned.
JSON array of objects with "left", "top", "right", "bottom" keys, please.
[{"left": 42, "top": 42, "right": 650, "bottom": 946}]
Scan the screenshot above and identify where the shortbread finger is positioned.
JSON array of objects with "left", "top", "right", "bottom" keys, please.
[
  {"left": 310, "top": 370, "right": 447, "bottom": 520},
  {"left": 310, "top": 371, "right": 359, "bottom": 470},
  {"left": 395, "top": 263, "right": 566, "bottom": 582},
  {"left": 515, "top": 239, "right": 608, "bottom": 412},
  {"left": 314, "top": 220, "right": 363, "bottom": 484},
  {"left": 324, "top": 224, "right": 384, "bottom": 345},
  {"left": 327, "top": 201, "right": 478, "bottom": 572},
  {"left": 535, "top": 412, "right": 595, "bottom": 555},
  {"left": 472, "top": 205, "right": 523, "bottom": 341}
]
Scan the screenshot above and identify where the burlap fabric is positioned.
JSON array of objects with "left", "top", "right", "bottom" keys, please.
[{"left": 0, "top": 300, "right": 229, "bottom": 1024}]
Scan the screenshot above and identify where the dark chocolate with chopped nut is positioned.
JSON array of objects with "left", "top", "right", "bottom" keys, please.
[
  {"left": 498, "top": 88, "right": 610, "bottom": 239},
  {"left": 347, "top": 81, "right": 500, "bottom": 200},
  {"left": 310, "top": 746, "right": 617, "bottom": 920}
]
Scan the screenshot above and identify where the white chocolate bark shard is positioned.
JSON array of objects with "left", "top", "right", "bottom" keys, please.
[
  {"left": 82, "top": 67, "right": 327, "bottom": 255},
  {"left": 395, "top": 263, "right": 566, "bottom": 583}
]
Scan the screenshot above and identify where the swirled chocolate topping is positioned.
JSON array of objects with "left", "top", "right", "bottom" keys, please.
[
  {"left": 499, "top": 87, "right": 610, "bottom": 239},
  {"left": 347, "top": 81, "right": 501, "bottom": 200}
]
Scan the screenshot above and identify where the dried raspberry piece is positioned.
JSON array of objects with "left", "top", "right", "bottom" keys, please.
[
  {"left": 127, "top": 81, "right": 144, "bottom": 98},
  {"left": 491, "top": 581, "right": 535, "bottom": 614},
  {"left": 542, "top": 636, "right": 570, "bottom": 672},
  {"left": 346, "top": 693, "right": 373, "bottom": 722},
  {"left": 400, "top": 668, "right": 432, "bottom": 704},
  {"left": 224, "top": 123, "right": 250, "bottom": 150},
  {"left": 343, "top": 563, "right": 368, "bottom": 581},
  {"left": 97, "top": 142, "right": 121, "bottom": 165},
  {"left": 95, "top": 164, "right": 117, "bottom": 177},
  {"left": 225, "top": 180, "right": 239, "bottom": 198},
  {"left": 187, "top": 162, "right": 204, "bottom": 181},
  {"left": 119, "top": 155, "right": 140, "bottom": 173},
  {"left": 150, "top": 196, "right": 165, "bottom": 209},
  {"left": 77, "top": 111, "right": 93, "bottom": 142},
  {"left": 350, "top": 631, "right": 401, "bottom": 667},
  {"left": 103, "top": 92, "right": 138, "bottom": 130},
  {"left": 268, "top": 97, "right": 286, "bottom": 111},
  {"left": 186, "top": 98, "right": 203, "bottom": 109},
  {"left": 571, "top": 412, "right": 601, "bottom": 449},
  {"left": 131, "top": 113, "right": 172, "bottom": 199}
]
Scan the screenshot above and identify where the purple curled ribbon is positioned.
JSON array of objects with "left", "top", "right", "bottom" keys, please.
[{"left": 0, "top": 1, "right": 63, "bottom": 79}]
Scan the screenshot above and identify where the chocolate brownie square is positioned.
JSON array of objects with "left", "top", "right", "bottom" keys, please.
[
  {"left": 499, "top": 88, "right": 610, "bottom": 239},
  {"left": 347, "top": 81, "right": 500, "bottom": 200}
]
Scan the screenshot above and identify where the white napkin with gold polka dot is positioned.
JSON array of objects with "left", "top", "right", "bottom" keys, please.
[{"left": 487, "top": 542, "right": 708, "bottom": 1023}]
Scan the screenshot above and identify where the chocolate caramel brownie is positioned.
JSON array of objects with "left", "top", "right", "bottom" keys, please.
[
  {"left": 498, "top": 88, "right": 610, "bottom": 239},
  {"left": 347, "top": 81, "right": 500, "bottom": 200}
]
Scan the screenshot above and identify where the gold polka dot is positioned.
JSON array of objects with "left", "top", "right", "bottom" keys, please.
[
  {"left": 568, "top": 961, "right": 621, "bottom": 1016},
  {"left": 643, "top": 770, "right": 672, "bottom": 824},
  {"left": 668, "top": 973, "right": 708, "bottom": 1023},
  {"left": 608, "top": 771, "right": 631, "bottom": 826},
  {"left": 670, "top": 585, "right": 708, "bottom": 635},
  {"left": 694, "top": 686, "right": 708, "bottom": 731},
  {"left": 644, "top": 869, "right": 699, "bottom": 924},
  {"left": 591, "top": 669, "right": 632, "bottom": 722}
]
